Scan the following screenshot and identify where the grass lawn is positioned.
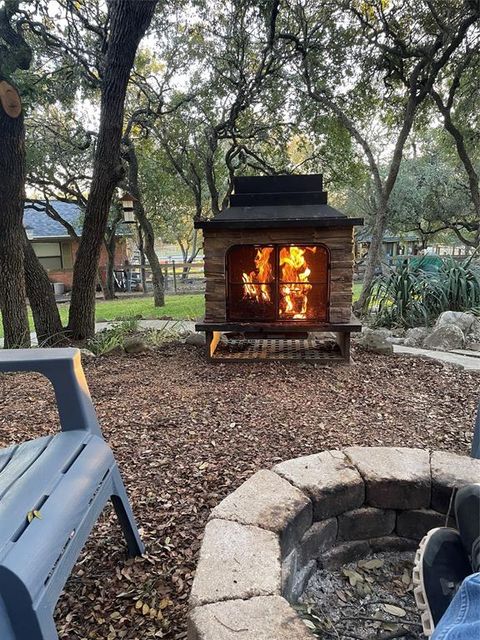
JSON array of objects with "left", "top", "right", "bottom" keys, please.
[{"left": 1, "top": 285, "right": 363, "bottom": 337}]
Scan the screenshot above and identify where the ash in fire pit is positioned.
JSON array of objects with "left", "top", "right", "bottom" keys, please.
[{"left": 299, "top": 551, "right": 423, "bottom": 640}]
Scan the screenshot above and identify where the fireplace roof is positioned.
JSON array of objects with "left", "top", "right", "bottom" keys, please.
[{"left": 195, "top": 174, "right": 364, "bottom": 230}]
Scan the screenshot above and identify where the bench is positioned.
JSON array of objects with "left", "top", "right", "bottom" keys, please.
[{"left": 0, "top": 348, "right": 144, "bottom": 640}]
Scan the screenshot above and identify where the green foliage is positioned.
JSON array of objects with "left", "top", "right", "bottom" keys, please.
[
  {"left": 86, "top": 319, "right": 139, "bottom": 355},
  {"left": 365, "top": 256, "right": 480, "bottom": 328}
]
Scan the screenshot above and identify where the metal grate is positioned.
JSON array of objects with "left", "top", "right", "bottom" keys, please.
[{"left": 211, "top": 335, "right": 344, "bottom": 361}]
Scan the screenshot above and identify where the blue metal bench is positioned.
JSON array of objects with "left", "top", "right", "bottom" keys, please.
[{"left": 0, "top": 348, "right": 144, "bottom": 640}]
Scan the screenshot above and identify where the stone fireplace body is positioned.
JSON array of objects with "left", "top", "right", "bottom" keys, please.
[{"left": 195, "top": 175, "right": 363, "bottom": 361}]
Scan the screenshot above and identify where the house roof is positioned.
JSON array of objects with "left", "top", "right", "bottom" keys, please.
[
  {"left": 356, "top": 228, "right": 420, "bottom": 243},
  {"left": 23, "top": 201, "right": 131, "bottom": 240},
  {"left": 195, "top": 175, "right": 364, "bottom": 230}
]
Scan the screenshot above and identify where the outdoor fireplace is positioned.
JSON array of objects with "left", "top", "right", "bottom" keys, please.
[{"left": 195, "top": 174, "right": 363, "bottom": 361}]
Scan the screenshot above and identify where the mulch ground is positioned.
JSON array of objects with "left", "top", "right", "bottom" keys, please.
[{"left": 0, "top": 344, "right": 478, "bottom": 639}]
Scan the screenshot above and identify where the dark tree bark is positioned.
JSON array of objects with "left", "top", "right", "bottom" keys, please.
[
  {"left": 23, "top": 234, "right": 66, "bottom": 346},
  {"left": 124, "top": 138, "right": 165, "bottom": 306},
  {"left": 68, "top": 0, "right": 158, "bottom": 339},
  {"left": 0, "top": 84, "right": 30, "bottom": 348},
  {"left": 104, "top": 207, "right": 123, "bottom": 300}
]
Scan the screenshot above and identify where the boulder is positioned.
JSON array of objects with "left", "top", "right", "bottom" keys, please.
[
  {"left": 423, "top": 324, "right": 464, "bottom": 351},
  {"left": 404, "top": 327, "right": 430, "bottom": 347},
  {"left": 123, "top": 336, "right": 149, "bottom": 354},
  {"left": 185, "top": 332, "right": 206, "bottom": 346},
  {"left": 80, "top": 348, "right": 96, "bottom": 359},
  {"left": 435, "top": 311, "right": 477, "bottom": 334},
  {"left": 358, "top": 329, "right": 393, "bottom": 355}
]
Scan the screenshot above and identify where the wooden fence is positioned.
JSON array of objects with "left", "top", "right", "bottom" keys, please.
[{"left": 116, "top": 260, "right": 205, "bottom": 293}]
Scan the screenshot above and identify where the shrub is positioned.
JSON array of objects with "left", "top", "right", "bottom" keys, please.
[{"left": 364, "top": 255, "right": 480, "bottom": 328}]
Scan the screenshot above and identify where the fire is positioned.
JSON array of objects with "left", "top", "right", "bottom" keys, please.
[
  {"left": 279, "top": 246, "right": 316, "bottom": 319},
  {"left": 242, "top": 246, "right": 274, "bottom": 303},
  {"left": 241, "top": 245, "right": 317, "bottom": 320}
]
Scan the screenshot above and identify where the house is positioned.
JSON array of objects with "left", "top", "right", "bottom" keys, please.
[
  {"left": 23, "top": 201, "right": 129, "bottom": 290},
  {"left": 355, "top": 229, "right": 421, "bottom": 263}
]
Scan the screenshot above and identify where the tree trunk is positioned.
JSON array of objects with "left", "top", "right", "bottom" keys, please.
[
  {"left": 0, "top": 86, "right": 30, "bottom": 348},
  {"left": 104, "top": 244, "right": 116, "bottom": 300},
  {"left": 356, "top": 197, "right": 389, "bottom": 311},
  {"left": 67, "top": 0, "right": 158, "bottom": 340},
  {"left": 23, "top": 236, "right": 67, "bottom": 346},
  {"left": 124, "top": 138, "right": 165, "bottom": 306}
]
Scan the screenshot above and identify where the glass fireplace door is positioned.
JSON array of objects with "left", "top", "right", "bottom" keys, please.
[{"left": 226, "top": 244, "right": 329, "bottom": 322}]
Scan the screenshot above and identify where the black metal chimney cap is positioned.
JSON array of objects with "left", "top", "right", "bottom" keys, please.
[{"left": 194, "top": 174, "right": 364, "bottom": 230}]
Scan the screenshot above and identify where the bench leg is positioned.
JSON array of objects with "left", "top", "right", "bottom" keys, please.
[
  {"left": 111, "top": 467, "right": 145, "bottom": 557},
  {"left": 0, "top": 594, "right": 58, "bottom": 640}
]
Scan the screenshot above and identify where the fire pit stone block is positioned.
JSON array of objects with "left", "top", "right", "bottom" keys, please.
[
  {"left": 345, "top": 447, "right": 431, "bottom": 509},
  {"left": 368, "top": 536, "right": 418, "bottom": 553},
  {"left": 396, "top": 508, "right": 455, "bottom": 540},
  {"left": 273, "top": 450, "right": 364, "bottom": 520},
  {"left": 189, "top": 519, "right": 281, "bottom": 608},
  {"left": 209, "top": 469, "right": 312, "bottom": 556},
  {"left": 337, "top": 506, "right": 396, "bottom": 541},
  {"left": 319, "top": 540, "right": 371, "bottom": 569},
  {"left": 189, "top": 448, "right": 480, "bottom": 639},
  {"left": 298, "top": 518, "right": 338, "bottom": 564},
  {"left": 188, "top": 596, "right": 315, "bottom": 640},
  {"left": 431, "top": 450, "right": 480, "bottom": 513}
]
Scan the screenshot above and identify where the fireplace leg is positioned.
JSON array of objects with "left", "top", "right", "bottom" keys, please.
[
  {"left": 335, "top": 332, "right": 351, "bottom": 361},
  {"left": 206, "top": 331, "right": 222, "bottom": 358}
]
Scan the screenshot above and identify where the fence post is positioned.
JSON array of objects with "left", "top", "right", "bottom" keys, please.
[{"left": 172, "top": 260, "right": 177, "bottom": 293}]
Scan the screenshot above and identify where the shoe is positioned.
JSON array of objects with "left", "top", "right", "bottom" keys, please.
[
  {"left": 413, "top": 527, "right": 471, "bottom": 636},
  {"left": 455, "top": 483, "right": 480, "bottom": 572}
]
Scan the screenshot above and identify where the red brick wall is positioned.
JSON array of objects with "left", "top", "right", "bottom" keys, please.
[{"left": 48, "top": 238, "right": 128, "bottom": 290}]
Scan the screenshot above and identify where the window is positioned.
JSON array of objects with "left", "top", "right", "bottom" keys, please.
[{"left": 32, "top": 242, "right": 63, "bottom": 271}]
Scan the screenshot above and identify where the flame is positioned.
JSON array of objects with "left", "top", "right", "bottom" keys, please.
[
  {"left": 241, "top": 245, "right": 317, "bottom": 320},
  {"left": 242, "top": 246, "right": 274, "bottom": 303},
  {"left": 279, "top": 246, "right": 316, "bottom": 320}
]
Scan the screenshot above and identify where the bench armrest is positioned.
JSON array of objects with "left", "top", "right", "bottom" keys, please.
[{"left": 0, "top": 348, "right": 102, "bottom": 435}]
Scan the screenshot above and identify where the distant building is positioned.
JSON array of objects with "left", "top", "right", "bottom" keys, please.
[
  {"left": 355, "top": 229, "right": 421, "bottom": 263},
  {"left": 23, "top": 201, "right": 129, "bottom": 290}
]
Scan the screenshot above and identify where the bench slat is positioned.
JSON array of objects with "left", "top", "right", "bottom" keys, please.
[
  {"left": 0, "top": 431, "right": 90, "bottom": 553},
  {"left": 2, "top": 435, "right": 114, "bottom": 601},
  {"left": 0, "top": 436, "right": 54, "bottom": 500}
]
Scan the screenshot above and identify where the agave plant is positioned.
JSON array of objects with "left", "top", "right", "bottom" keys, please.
[
  {"left": 433, "top": 255, "right": 480, "bottom": 312},
  {"left": 364, "top": 255, "right": 480, "bottom": 329}
]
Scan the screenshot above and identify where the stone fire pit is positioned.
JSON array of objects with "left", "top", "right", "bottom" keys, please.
[{"left": 188, "top": 447, "right": 480, "bottom": 639}]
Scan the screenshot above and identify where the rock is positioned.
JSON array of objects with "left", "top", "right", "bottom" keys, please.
[
  {"left": 465, "top": 342, "right": 480, "bottom": 352},
  {"left": 189, "top": 519, "right": 281, "bottom": 607},
  {"left": 319, "top": 540, "right": 370, "bottom": 569},
  {"left": 358, "top": 329, "right": 393, "bottom": 355},
  {"left": 299, "top": 518, "right": 338, "bottom": 564},
  {"left": 423, "top": 324, "right": 464, "bottom": 351},
  {"left": 80, "top": 349, "right": 96, "bottom": 359},
  {"left": 210, "top": 469, "right": 312, "bottom": 555},
  {"left": 188, "top": 596, "right": 315, "bottom": 640},
  {"left": 436, "top": 311, "right": 478, "bottom": 334},
  {"left": 345, "top": 447, "right": 431, "bottom": 510},
  {"left": 430, "top": 451, "right": 480, "bottom": 513},
  {"left": 396, "top": 509, "right": 454, "bottom": 540},
  {"left": 123, "top": 336, "right": 149, "bottom": 354},
  {"left": 281, "top": 549, "right": 317, "bottom": 602},
  {"left": 337, "top": 507, "right": 396, "bottom": 541},
  {"left": 273, "top": 450, "right": 364, "bottom": 521},
  {"left": 386, "top": 336, "right": 405, "bottom": 345},
  {"left": 185, "top": 331, "right": 206, "bottom": 346},
  {"left": 404, "top": 327, "right": 430, "bottom": 347}
]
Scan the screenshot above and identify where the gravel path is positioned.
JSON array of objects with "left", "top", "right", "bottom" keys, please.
[{"left": 0, "top": 344, "right": 478, "bottom": 639}]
